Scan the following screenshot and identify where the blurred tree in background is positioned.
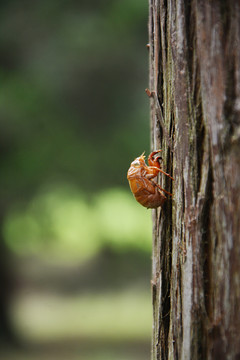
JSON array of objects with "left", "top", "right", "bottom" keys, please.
[{"left": 0, "top": 1, "right": 152, "bottom": 359}]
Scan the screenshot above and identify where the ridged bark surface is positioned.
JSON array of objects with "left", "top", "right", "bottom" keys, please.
[{"left": 149, "top": 1, "right": 240, "bottom": 359}]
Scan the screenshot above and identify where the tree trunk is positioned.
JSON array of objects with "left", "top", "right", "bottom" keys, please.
[
  {"left": 148, "top": 1, "right": 240, "bottom": 359},
  {"left": 0, "top": 214, "right": 17, "bottom": 347}
]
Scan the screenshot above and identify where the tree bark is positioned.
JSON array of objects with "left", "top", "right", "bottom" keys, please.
[{"left": 148, "top": 1, "right": 240, "bottom": 359}]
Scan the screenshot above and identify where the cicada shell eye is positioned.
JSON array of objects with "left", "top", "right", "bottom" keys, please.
[{"left": 131, "top": 159, "right": 141, "bottom": 167}]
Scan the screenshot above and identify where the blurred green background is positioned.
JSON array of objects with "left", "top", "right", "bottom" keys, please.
[{"left": 0, "top": 1, "right": 152, "bottom": 359}]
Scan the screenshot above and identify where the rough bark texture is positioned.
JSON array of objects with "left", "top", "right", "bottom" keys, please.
[{"left": 149, "top": 1, "right": 240, "bottom": 359}]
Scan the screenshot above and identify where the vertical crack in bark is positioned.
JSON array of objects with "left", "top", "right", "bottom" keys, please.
[
  {"left": 223, "top": 61, "right": 237, "bottom": 151},
  {"left": 184, "top": 0, "right": 194, "bottom": 79},
  {"left": 196, "top": 99, "right": 205, "bottom": 193},
  {"left": 181, "top": 167, "right": 185, "bottom": 214},
  {"left": 169, "top": 109, "right": 174, "bottom": 139},
  {"left": 157, "top": 3, "right": 164, "bottom": 126},
  {"left": 200, "top": 153, "right": 214, "bottom": 357},
  {"left": 158, "top": 201, "right": 172, "bottom": 360},
  {"left": 163, "top": 0, "right": 168, "bottom": 67}
]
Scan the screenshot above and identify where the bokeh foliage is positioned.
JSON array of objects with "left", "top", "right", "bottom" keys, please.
[
  {"left": 0, "top": 2, "right": 152, "bottom": 357},
  {"left": 0, "top": 0, "right": 150, "bottom": 260},
  {"left": 0, "top": 0, "right": 149, "bottom": 198},
  {"left": 4, "top": 187, "right": 152, "bottom": 260}
]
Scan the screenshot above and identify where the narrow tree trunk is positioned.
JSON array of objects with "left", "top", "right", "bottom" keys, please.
[
  {"left": 0, "top": 214, "right": 16, "bottom": 346},
  {"left": 148, "top": 1, "right": 240, "bottom": 359}
]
